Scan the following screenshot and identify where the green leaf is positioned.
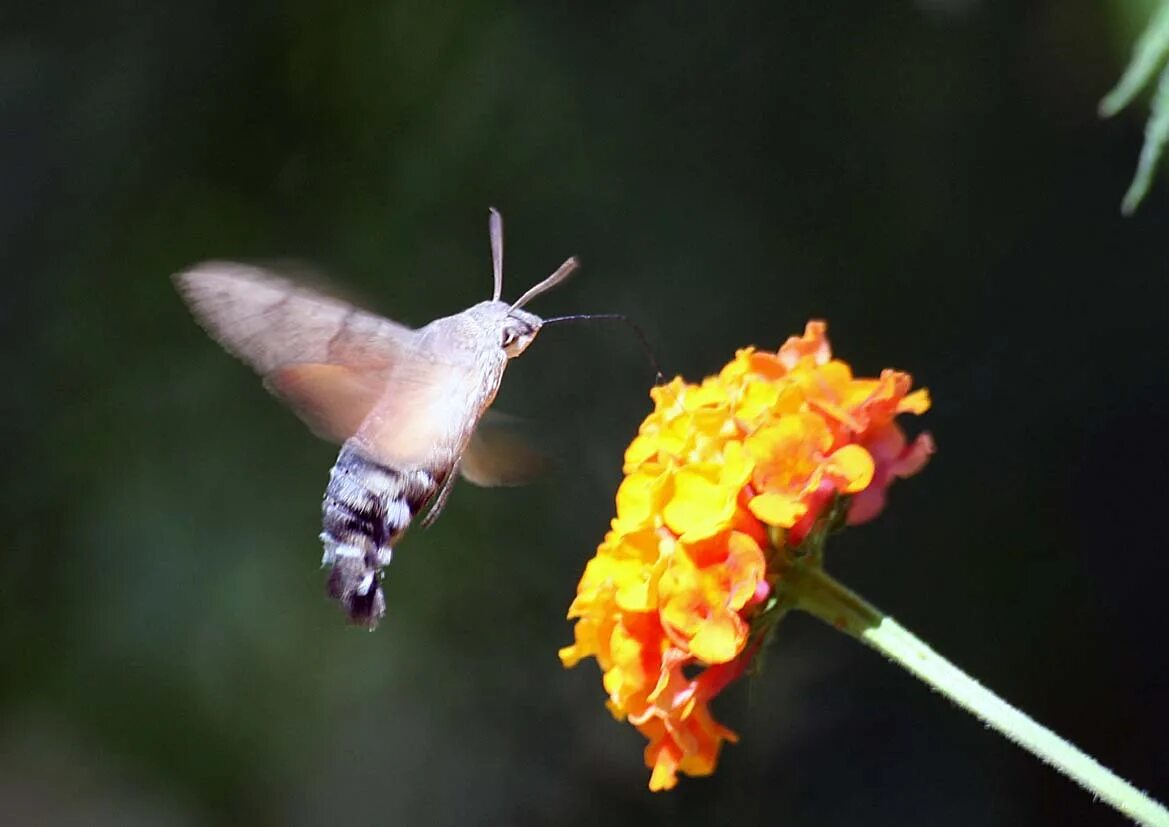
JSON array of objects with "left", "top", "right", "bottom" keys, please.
[
  {"left": 1099, "top": 1, "right": 1169, "bottom": 118},
  {"left": 1122, "top": 63, "right": 1169, "bottom": 214}
]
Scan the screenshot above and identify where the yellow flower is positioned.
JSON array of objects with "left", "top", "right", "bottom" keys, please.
[
  {"left": 659, "top": 530, "right": 766, "bottom": 663},
  {"left": 561, "top": 321, "right": 933, "bottom": 790}
]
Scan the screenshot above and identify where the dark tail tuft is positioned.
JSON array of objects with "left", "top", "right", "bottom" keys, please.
[{"left": 326, "top": 554, "right": 386, "bottom": 628}]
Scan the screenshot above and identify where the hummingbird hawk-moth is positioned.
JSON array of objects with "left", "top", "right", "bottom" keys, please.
[{"left": 174, "top": 209, "right": 579, "bottom": 628}]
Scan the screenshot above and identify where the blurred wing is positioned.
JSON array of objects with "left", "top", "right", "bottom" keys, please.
[
  {"left": 460, "top": 415, "right": 553, "bottom": 487},
  {"left": 262, "top": 363, "right": 385, "bottom": 444},
  {"left": 175, "top": 261, "right": 419, "bottom": 443},
  {"left": 173, "top": 261, "right": 416, "bottom": 375}
]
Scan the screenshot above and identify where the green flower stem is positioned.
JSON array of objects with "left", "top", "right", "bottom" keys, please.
[{"left": 781, "top": 563, "right": 1169, "bottom": 827}]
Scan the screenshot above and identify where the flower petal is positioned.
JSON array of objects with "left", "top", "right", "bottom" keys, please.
[
  {"left": 689, "top": 611, "right": 747, "bottom": 664},
  {"left": 748, "top": 490, "right": 807, "bottom": 527},
  {"left": 663, "top": 466, "right": 737, "bottom": 540},
  {"left": 825, "top": 444, "right": 875, "bottom": 494}
]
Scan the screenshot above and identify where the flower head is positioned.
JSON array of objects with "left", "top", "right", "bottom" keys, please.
[{"left": 560, "top": 321, "right": 933, "bottom": 790}]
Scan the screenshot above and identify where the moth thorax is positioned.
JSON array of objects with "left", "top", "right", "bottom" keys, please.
[{"left": 319, "top": 440, "right": 440, "bottom": 627}]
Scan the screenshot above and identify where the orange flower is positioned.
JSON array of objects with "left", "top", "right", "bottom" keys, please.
[{"left": 560, "top": 321, "right": 932, "bottom": 790}]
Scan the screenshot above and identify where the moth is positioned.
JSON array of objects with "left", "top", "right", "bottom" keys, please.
[{"left": 174, "top": 209, "right": 580, "bottom": 628}]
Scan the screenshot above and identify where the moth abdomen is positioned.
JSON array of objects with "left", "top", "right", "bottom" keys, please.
[{"left": 320, "top": 440, "right": 440, "bottom": 627}]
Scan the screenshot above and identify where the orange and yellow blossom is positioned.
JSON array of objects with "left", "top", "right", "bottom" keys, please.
[{"left": 560, "top": 321, "right": 933, "bottom": 791}]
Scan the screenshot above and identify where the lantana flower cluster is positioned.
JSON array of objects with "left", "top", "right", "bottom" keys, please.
[{"left": 560, "top": 321, "right": 933, "bottom": 791}]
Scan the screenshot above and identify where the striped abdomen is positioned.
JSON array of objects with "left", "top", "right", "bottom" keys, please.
[{"left": 320, "top": 440, "right": 441, "bottom": 627}]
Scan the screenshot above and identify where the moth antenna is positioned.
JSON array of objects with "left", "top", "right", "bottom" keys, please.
[
  {"left": 489, "top": 207, "right": 504, "bottom": 302},
  {"left": 542, "top": 312, "right": 664, "bottom": 385},
  {"left": 511, "top": 257, "right": 580, "bottom": 310}
]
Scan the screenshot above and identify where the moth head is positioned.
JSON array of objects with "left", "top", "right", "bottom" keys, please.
[
  {"left": 499, "top": 307, "right": 542, "bottom": 357},
  {"left": 483, "top": 207, "right": 579, "bottom": 359}
]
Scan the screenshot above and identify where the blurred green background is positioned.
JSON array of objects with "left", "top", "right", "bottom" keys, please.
[{"left": 4, "top": 1, "right": 1168, "bottom": 824}]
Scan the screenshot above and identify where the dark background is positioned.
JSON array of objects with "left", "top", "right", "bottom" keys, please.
[{"left": 3, "top": 1, "right": 1167, "bottom": 824}]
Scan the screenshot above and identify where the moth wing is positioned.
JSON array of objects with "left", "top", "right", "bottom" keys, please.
[
  {"left": 262, "top": 363, "right": 386, "bottom": 444},
  {"left": 460, "top": 415, "right": 553, "bottom": 487},
  {"left": 173, "top": 261, "right": 416, "bottom": 375},
  {"left": 175, "top": 261, "right": 424, "bottom": 442}
]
